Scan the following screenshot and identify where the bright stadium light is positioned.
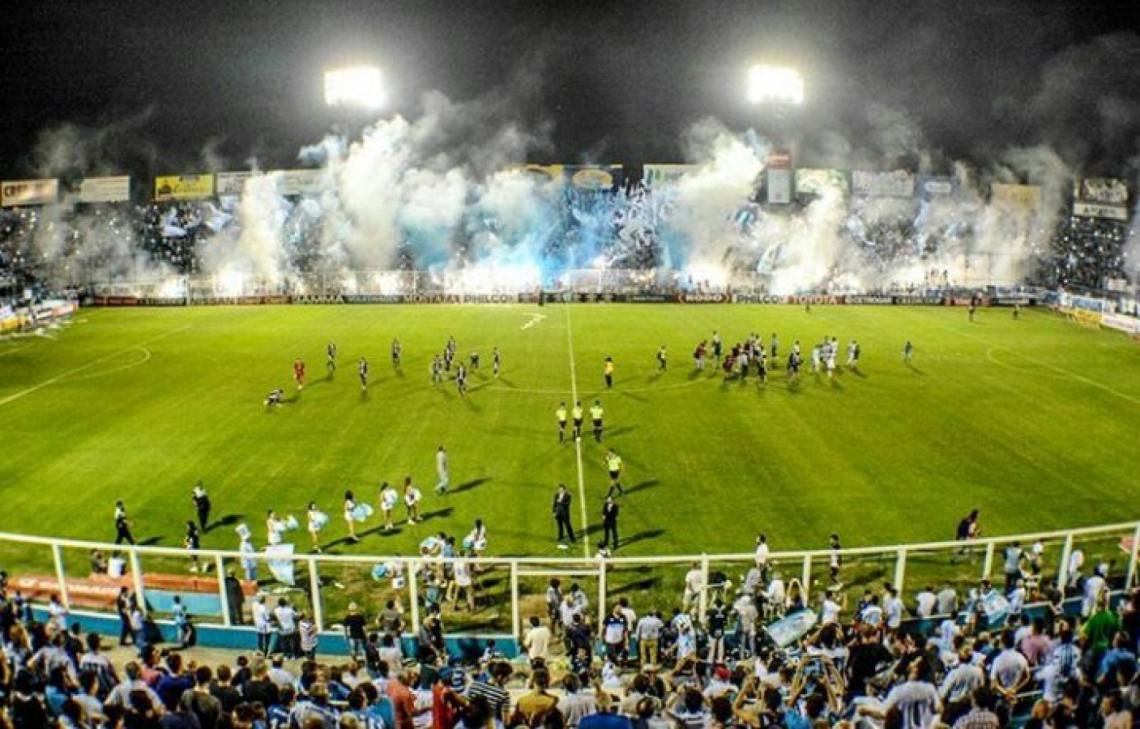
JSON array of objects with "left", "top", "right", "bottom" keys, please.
[
  {"left": 324, "top": 65, "right": 384, "bottom": 110},
  {"left": 747, "top": 65, "right": 804, "bottom": 105}
]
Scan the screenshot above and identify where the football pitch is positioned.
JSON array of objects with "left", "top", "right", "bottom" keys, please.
[{"left": 1, "top": 303, "right": 1139, "bottom": 625}]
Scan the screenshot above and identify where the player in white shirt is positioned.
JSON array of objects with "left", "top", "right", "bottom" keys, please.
[
  {"left": 435, "top": 446, "right": 450, "bottom": 494},
  {"left": 810, "top": 345, "right": 821, "bottom": 374}
]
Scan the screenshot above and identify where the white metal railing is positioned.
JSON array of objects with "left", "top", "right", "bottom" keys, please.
[{"left": 2, "top": 520, "right": 1137, "bottom": 638}]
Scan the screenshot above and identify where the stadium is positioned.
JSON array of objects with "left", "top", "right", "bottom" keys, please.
[{"left": 1, "top": 2, "right": 1139, "bottom": 728}]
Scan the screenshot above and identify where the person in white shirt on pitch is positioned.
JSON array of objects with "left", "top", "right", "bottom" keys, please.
[{"left": 915, "top": 585, "right": 937, "bottom": 619}]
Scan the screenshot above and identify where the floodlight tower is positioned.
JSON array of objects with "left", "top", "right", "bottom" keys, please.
[
  {"left": 324, "top": 65, "right": 385, "bottom": 142},
  {"left": 746, "top": 64, "right": 803, "bottom": 142}
]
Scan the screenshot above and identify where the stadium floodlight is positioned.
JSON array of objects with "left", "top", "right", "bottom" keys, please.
[
  {"left": 324, "top": 65, "right": 384, "bottom": 110},
  {"left": 747, "top": 65, "right": 804, "bottom": 105}
]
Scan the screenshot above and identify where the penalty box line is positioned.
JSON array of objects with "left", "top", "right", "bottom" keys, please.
[
  {"left": 0, "top": 325, "right": 191, "bottom": 408},
  {"left": 564, "top": 305, "right": 591, "bottom": 558}
]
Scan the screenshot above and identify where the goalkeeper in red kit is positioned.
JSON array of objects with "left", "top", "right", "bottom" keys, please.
[{"left": 293, "top": 358, "right": 306, "bottom": 390}]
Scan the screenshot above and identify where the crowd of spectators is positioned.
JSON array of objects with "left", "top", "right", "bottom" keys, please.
[
  {"left": 0, "top": 191, "right": 1132, "bottom": 300},
  {"left": 3, "top": 530, "right": 1139, "bottom": 729}
]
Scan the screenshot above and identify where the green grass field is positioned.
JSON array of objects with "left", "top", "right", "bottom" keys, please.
[{"left": 2, "top": 303, "right": 1139, "bottom": 628}]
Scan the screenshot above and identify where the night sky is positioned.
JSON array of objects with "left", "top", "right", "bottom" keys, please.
[{"left": 2, "top": 0, "right": 1139, "bottom": 178}]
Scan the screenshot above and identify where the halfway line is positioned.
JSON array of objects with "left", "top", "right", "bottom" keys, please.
[{"left": 564, "top": 304, "right": 591, "bottom": 558}]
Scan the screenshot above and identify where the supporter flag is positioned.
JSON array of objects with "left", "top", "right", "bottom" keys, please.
[{"left": 264, "top": 544, "right": 295, "bottom": 586}]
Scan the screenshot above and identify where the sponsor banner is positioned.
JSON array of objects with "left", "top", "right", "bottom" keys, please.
[
  {"left": 626, "top": 293, "right": 670, "bottom": 303},
  {"left": 918, "top": 176, "right": 956, "bottom": 199},
  {"left": 1067, "top": 294, "right": 1105, "bottom": 312},
  {"left": 733, "top": 294, "right": 787, "bottom": 304},
  {"left": 787, "top": 294, "right": 843, "bottom": 305},
  {"left": 189, "top": 295, "right": 286, "bottom": 306},
  {"left": 215, "top": 171, "right": 257, "bottom": 196},
  {"left": 1073, "top": 201, "right": 1128, "bottom": 221},
  {"left": 894, "top": 295, "right": 944, "bottom": 305},
  {"left": 275, "top": 168, "right": 325, "bottom": 196},
  {"left": 1075, "top": 177, "right": 1128, "bottom": 205},
  {"left": 642, "top": 164, "right": 699, "bottom": 187},
  {"left": 137, "top": 297, "right": 186, "bottom": 306},
  {"left": 568, "top": 165, "right": 623, "bottom": 191},
  {"left": 343, "top": 294, "right": 402, "bottom": 304},
  {"left": 846, "top": 295, "right": 893, "bottom": 305},
  {"left": 852, "top": 170, "right": 914, "bottom": 198},
  {"left": 401, "top": 293, "right": 521, "bottom": 304},
  {"left": 1, "top": 178, "right": 59, "bottom": 207},
  {"left": 154, "top": 174, "right": 214, "bottom": 201},
  {"left": 991, "top": 183, "right": 1040, "bottom": 206},
  {"left": 515, "top": 164, "right": 565, "bottom": 183},
  {"left": 990, "top": 296, "right": 1036, "bottom": 307},
  {"left": 91, "top": 296, "right": 139, "bottom": 307},
  {"left": 795, "top": 169, "right": 848, "bottom": 197},
  {"left": 511, "top": 164, "right": 622, "bottom": 191},
  {"left": 1102, "top": 312, "right": 1140, "bottom": 335},
  {"left": 75, "top": 176, "right": 130, "bottom": 203},
  {"left": 1069, "top": 309, "right": 1103, "bottom": 327},
  {"left": 677, "top": 293, "right": 730, "bottom": 303},
  {"left": 293, "top": 294, "right": 347, "bottom": 305}
]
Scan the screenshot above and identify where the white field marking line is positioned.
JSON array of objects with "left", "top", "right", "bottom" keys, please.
[
  {"left": 65, "top": 347, "right": 152, "bottom": 382},
  {"left": 0, "top": 345, "right": 31, "bottom": 357},
  {"left": 564, "top": 305, "right": 591, "bottom": 558},
  {"left": 992, "top": 344, "right": 1140, "bottom": 407},
  {"left": 0, "top": 325, "right": 190, "bottom": 407},
  {"left": 941, "top": 319, "right": 1140, "bottom": 408},
  {"left": 521, "top": 313, "right": 547, "bottom": 330}
]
